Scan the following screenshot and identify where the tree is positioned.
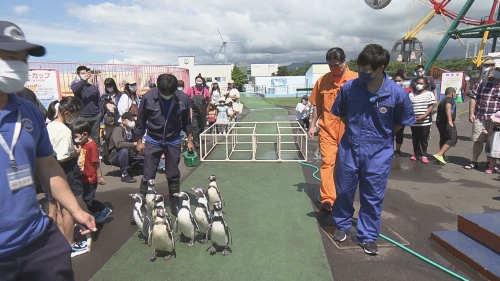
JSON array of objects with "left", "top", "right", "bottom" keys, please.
[
  {"left": 276, "top": 66, "right": 289, "bottom": 76},
  {"left": 231, "top": 65, "right": 246, "bottom": 92}
]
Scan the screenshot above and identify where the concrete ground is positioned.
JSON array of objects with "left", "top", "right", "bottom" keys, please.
[{"left": 71, "top": 100, "right": 498, "bottom": 281}]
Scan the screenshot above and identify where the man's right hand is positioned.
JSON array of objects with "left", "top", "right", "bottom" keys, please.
[
  {"left": 83, "top": 71, "right": 91, "bottom": 81},
  {"left": 308, "top": 126, "right": 315, "bottom": 139},
  {"left": 136, "top": 142, "right": 145, "bottom": 154},
  {"left": 469, "top": 114, "right": 475, "bottom": 123}
]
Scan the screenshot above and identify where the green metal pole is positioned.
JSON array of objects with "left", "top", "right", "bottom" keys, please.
[{"left": 424, "top": 0, "right": 476, "bottom": 72}]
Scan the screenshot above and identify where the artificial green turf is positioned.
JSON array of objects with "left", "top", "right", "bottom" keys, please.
[{"left": 91, "top": 96, "right": 332, "bottom": 281}]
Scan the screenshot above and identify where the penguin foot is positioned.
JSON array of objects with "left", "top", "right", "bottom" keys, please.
[
  {"left": 199, "top": 238, "right": 207, "bottom": 244},
  {"left": 210, "top": 246, "right": 216, "bottom": 255},
  {"left": 163, "top": 255, "right": 171, "bottom": 261},
  {"left": 221, "top": 249, "right": 229, "bottom": 256},
  {"left": 150, "top": 251, "right": 157, "bottom": 261},
  {"left": 188, "top": 240, "right": 195, "bottom": 247}
]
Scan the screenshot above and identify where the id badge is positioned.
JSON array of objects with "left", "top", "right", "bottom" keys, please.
[{"left": 7, "top": 164, "right": 33, "bottom": 191}]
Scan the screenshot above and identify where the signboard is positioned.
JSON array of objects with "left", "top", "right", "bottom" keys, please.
[
  {"left": 25, "top": 68, "right": 61, "bottom": 109},
  {"left": 440, "top": 72, "right": 463, "bottom": 95}
]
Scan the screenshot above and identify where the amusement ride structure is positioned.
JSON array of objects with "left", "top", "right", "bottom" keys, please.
[{"left": 388, "top": 0, "right": 500, "bottom": 71}]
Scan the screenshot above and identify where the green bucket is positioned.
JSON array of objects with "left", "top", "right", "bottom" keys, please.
[{"left": 183, "top": 150, "right": 199, "bottom": 167}]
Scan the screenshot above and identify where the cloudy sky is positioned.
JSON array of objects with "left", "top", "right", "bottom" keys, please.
[{"left": 2, "top": 0, "right": 497, "bottom": 65}]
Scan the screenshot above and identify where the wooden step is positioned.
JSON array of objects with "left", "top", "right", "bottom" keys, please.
[
  {"left": 458, "top": 212, "right": 500, "bottom": 255},
  {"left": 431, "top": 230, "right": 500, "bottom": 281}
]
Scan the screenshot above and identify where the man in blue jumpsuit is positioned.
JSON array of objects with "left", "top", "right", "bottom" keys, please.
[
  {"left": 330, "top": 44, "right": 414, "bottom": 255},
  {"left": 0, "top": 21, "right": 96, "bottom": 280}
]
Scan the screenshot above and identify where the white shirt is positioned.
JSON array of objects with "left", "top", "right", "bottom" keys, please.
[
  {"left": 296, "top": 102, "right": 310, "bottom": 120},
  {"left": 117, "top": 94, "right": 133, "bottom": 122},
  {"left": 46, "top": 120, "right": 74, "bottom": 161}
]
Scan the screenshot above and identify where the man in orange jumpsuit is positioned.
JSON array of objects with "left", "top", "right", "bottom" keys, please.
[{"left": 308, "top": 47, "right": 358, "bottom": 212}]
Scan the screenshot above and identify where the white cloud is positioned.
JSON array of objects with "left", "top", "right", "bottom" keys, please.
[
  {"left": 14, "top": 0, "right": 496, "bottom": 65},
  {"left": 14, "top": 5, "right": 30, "bottom": 15}
]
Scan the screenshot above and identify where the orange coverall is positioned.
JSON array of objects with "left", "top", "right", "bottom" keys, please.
[{"left": 309, "top": 67, "right": 357, "bottom": 206}]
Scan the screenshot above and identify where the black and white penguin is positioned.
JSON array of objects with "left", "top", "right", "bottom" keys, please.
[
  {"left": 145, "top": 179, "right": 157, "bottom": 214},
  {"left": 207, "top": 175, "right": 224, "bottom": 212},
  {"left": 191, "top": 187, "right": 212, "bottom": 243},
  {"left": 148, "top": 206, "right": 175, "bottom": 261},
  {"left": 173, "top": 192, "right": 199, "bottom": 247},
  {"left": 129, "top": 193, "right": 151, "bottom": 243},
  {"left": 209, "top": 201, "right": 232, "bottom": 256}
]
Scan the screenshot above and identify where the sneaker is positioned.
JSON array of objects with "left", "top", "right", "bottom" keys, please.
[
  {"left": 410, "top": 155, "right": 417, "bottom": 161},
  {"left": 333, "top": 229, "right": 347, "bottom": 242},
  {"left": 421, "top": 157, "right": 429, "bottom": 164},
  {"left": 360, "top": 241, "right": 379, "bottom": 255},
  {"left": 319, "top": 202, "right": 332, "bottom": 212},
  {"left": 94, "top": 207, "right": 112, "bottom": 224},
  {"left": 433, "top": 154, "right": 446, "bottom": 165},
  {"left": 71, "top": 241, "right": 87, "bottom": 252},
  {"left": 393, "top": 150, "right": 401, "bottom": 157},
  {"left": 121, "top": 175, "right": 137, "bottom": 183}
]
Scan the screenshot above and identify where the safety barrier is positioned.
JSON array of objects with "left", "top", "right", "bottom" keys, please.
[
  {"left": 199, "top": 121, "right": 308, "bottom": 162},
  {"left": 28, "top": 62, "right": 190, "bottom": 97}
]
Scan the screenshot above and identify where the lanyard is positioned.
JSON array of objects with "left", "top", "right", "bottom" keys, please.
[{"left": 0, "top": 109, "right": 22, "bottom": 169}]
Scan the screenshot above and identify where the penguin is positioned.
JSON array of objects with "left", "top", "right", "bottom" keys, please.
[
  {"left": 145, "top": 179, "right": 157, "bottom": 214},
  {"left": 129, "top": 193, "right": 151, "bottom": 243},
  {"left": 207, "top": 175, "right": 225, "bottom": 212},
  {"left": 148, "top": 206, "right": 175, "bottom": 261},
  {"left": 152, "top": 193, "right": 172, "bottom": 227},
  {"left": 173, "top": 192, "right": 199, "bottom": 247},
  {"left": 208, "top": 201, "right": 232, "bottom": 256},
  {"left": 191, "top": 187, "right": 212, "bottom": 244}
]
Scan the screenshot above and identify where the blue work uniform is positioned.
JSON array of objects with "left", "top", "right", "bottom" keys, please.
[
  {"left": 330, "top": 72, "right": 414, "bottom": 242},
  {"left": 0, "top": 94, "right": 54, "bottom": 258}
]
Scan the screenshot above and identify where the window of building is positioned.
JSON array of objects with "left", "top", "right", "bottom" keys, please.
[
  {"left": 206, "top": 77, "right": 212, "bottom": 83},
  {"left": 215, "top": 77, "right": 226, "bottom": 82}
]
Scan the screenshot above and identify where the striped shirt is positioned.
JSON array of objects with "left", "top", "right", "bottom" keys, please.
[
  {"left": 469, "top": 77, "right": 500, "bottom": 121},
  {"left": 409, "top": 91, "right": 435, "bottom": 126}
]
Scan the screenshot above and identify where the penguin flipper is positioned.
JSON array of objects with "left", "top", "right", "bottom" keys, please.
[
  {"left": 143, "top": 215, "right": 152, "bottom": 244},
  {"left": 190, "top": 212, "right": 199, "bottom": 231},
  {"left": 174, "top": 218, "right": 179, "bottom": 233}
]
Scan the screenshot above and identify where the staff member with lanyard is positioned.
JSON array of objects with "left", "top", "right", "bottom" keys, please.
[{"left": 0, "top": 21, "right": 96, "bottom": 280}]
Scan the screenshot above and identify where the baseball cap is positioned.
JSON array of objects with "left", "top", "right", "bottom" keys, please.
[
  {"left": 121, "top": 112, "right": 136, "bottom": 121},
  {"left": 0, "top": 21, "right": 45, "bottom": 57},
  {"left": 491, "top": 111, "right": 500, "bottom": 123},
  {"left": 123, "top": 76, "right": 137, "bottom": 85}
]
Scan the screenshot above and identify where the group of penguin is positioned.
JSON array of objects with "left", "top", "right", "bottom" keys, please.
[{"left": 129, "top": 175, "right": 232, "bottom": 261}]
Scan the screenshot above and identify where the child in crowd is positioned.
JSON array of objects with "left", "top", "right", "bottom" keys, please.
[
  {"left": 72, "top": 120, "right": 112, "bottom": 222},
  {"left": 432, "top": 87, "right": 458, "bottom": 165},
  {"left": 216, "top": 98, "right": 229, "bottom": 134},
  {"left": 207, "top": 102, "right": 218, "bottom": 133},
  {"left": 226, "top": 98, "right": 236, "bottom": 124},
  {"left": 295, "top": 95, "right": 311, "bottom": 130},
  {"left": 486, "top": 111, "right": 500, "bottom": 174},
  {"left": 46, "top": 97, "right": 86, "bottom": 256}
]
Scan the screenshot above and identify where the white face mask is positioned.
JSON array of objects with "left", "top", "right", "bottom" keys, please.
[
  {"left": 129, "top": 85, "right": 137, "bottom": 91},
  {"left": 106, "top": 87, "right": 114, "bottom": 92},
  {"left": 417, "top": 71, "right": 425, "bottom": 77},
  {"left": 0, "top": 60, "right": 29, "bottom": 93},
  {"left": 127, "top": 121, "right": 135, "bottom": 129},
  {"left": 177, "top": 87, "right": 184, "bottom": 91},
  {"left": 416, "top": 84, "right": 425, "bottom": 91},
  {"left": 396, "top": 81, "right": 404, "bottom": 87}
]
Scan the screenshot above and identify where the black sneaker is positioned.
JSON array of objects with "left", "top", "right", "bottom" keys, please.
[
  {"left": 360, "top": 242, "right": 379, "bottom": 255},
  {"left": 121, "top": 175, "right": 137, "bottom": 183},
  {"left": 393, "top": 150, "right": 401, "bottom": 157},
  {"left": 320, "top": 202, "right": 332, "bottom": 212},
  {"left": 333, "top": 229, "right": 347, "bottom": 242}
]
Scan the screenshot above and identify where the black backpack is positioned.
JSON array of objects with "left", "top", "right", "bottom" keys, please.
[{"left": 100, "top": 133, "right": 112, "bottom": 165}]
